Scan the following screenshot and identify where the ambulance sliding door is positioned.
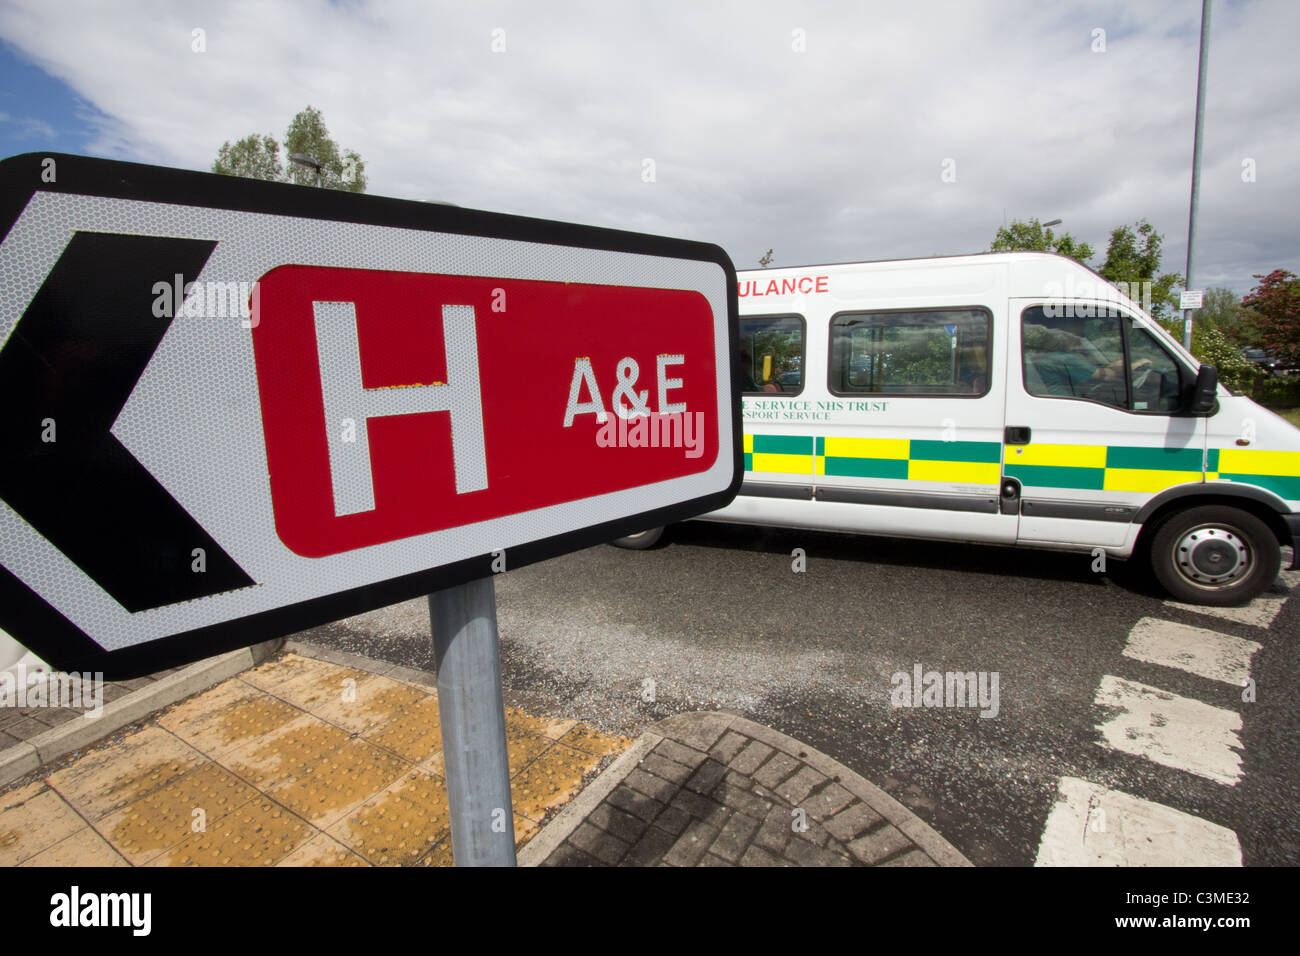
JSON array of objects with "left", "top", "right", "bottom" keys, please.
[{"left": 816, "top": 305, "right": 1017, "bottom": 543}]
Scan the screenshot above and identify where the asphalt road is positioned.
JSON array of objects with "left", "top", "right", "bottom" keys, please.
[{"left": 299, "top": 520, "right": 1300, "bottom": 867}]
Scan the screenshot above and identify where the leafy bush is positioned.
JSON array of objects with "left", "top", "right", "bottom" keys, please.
[
  {"left": 1192, "top": 327, "right": 1262, "bottom": 393},
  {"left": 1251, "top": 376, "right": 1300, "bottom": 409}
]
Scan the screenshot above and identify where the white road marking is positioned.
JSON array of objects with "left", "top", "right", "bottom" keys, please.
[
  {"left": 1123, "top": 618, "right": 1261, "bottom": 686},
  {"left": 1164, "top": 568, "right": 1300, "bottom": 628},
  {"left": 1034, "top": 777, "right": 1241, "bottom": 867},
  {"left": 1094, "top": 676, "right": 1244, "bottom": 786}
]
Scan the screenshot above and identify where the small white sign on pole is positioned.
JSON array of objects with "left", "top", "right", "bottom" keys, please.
[{"left": 1180, "top": 290, "right": 1204, "bottom": 310}]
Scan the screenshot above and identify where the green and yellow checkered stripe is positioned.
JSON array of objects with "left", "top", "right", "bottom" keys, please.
[
  {"left": 743, "top": 434, "right": 1002, "bottom": 485},
  {"left": 1002, "top": 445, "right": 1300, "bottom": 497},
  {"left": 742, "top": 434, "right": 1300, "bottom": 501},
  {"left": 1208, "top": 448, "right": 1300, "bottom": 500},
  {"left": 1004, "top": 444, "right": 1203, "bottom": 493}
]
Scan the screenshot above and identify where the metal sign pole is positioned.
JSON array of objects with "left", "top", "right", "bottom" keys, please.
[{"left": 429, "top": 575, "right": 517, "bottom": 867}]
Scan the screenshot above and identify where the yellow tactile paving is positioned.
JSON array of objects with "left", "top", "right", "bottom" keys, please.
[
  {"left": 20, "top": 826, "right": 129, "bottom": 867},
  {"left": 0, "top": 652, "right": 633, "bottom": 866},
  {"left": 251, "top": 658, "right": 368, "bottom": 708},
  {"left": 304, "top": 675, "right": 428, "bottom": 735},
  {"left": 541, "top": 718, "right": 580, "bottom": 740},
  {"left": 239, "top": 653, "right": 341, "bottom": 694},
  {"left": 513, "top": 814, "right": 540, "bottom": 846},
  {"left": 99, "top": 762, "right": 263, "bottom": 865},
  {"left": 45, "top": 726, "right": 205, "bottom": 821},
  {"left": 506, "top": 732, "right": 555, "bottom": 771},
  {"left": 327, "top": 769, "right": 452, "bottom": 866},
  {"left": 258, "top": 665, "right": 426, "bottom": 736},
  {"left": 268, "top": 738, "right": 409, "bottom": 829},
  {"left": 415, "top": 838, "right": 455, "bottom": 867},
  {"left": 158, "top": 678, "right": 302, "bottom": 756},
  {"left": 505, "top": 706, "right": 560, "bottom": 738},
  {"left": 362, "top": 694, "right": 443, "bottom": 762},
  {"left": 217, "top": 713, "right": 353, "bottom": 790},
  {"left": 559, "top": 725, "right": 633, "bottom": 757},
  {"left": 0, "top": 781, "right": 87, "bottom": 866},
  {"left": 151, "top": 798, "right": 313, "bottom": 866},
  {"left": 509, "top": 743, "right": 605, "bottom": 822},
  {"left": 276, "top": 831, "right": 370, "bottom": 867}
]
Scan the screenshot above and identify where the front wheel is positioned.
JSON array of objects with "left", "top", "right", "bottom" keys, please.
[
  {"left": 610, "top": 526, "right": 665, "bottom": 550},
  {"left": 1149, "top": 506, "right": 1280, "bottom": 606}
]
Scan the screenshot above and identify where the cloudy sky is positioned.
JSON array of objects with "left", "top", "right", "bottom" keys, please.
[{"left": 0, "top": 0, "right": 1295, "bottom": 295}]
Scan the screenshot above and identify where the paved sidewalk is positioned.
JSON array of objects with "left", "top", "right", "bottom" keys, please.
[
  {"left": 2, "top": 642, "right": 971, "bottom": 867},
  {"left": 1, "top": 639, "right": 283, "bottom": 788},
  {"left": 521, "top": 711, "right": 972, "bottom": 867},
  {"left": 1, "top": 646, "right": 629, "bottom": 866}
]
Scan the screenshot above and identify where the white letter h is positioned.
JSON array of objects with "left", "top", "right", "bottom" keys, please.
[{"left": 314, "top": 301, "right": 487, "bottom": 517}]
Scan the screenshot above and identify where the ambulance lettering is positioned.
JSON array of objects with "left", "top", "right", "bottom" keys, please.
[{"left": 737, "top": 275, "right": 829, "bottom": 297}]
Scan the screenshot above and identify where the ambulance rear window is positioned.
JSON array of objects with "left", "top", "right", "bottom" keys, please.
[{"left": 828, "top": 308, "right": 991, "bottom": 397}]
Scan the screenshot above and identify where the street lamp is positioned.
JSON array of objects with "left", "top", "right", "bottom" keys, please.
[
  {"left": 289, "top": 152, "right": 322, "bottom": 188},
  {"left": 1042, "top": 219, "right": 1062, "bottom": 255}
]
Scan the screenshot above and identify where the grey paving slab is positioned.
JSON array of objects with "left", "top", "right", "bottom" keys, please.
[{"left": 528, "top": 711, "right": 973, "bottom": 867}]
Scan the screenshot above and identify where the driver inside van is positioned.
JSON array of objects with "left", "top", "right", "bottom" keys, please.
[
  {"left": 739, "top": 344, "right": 783, "bottom": 393},
  {"left": 1025, "top": 320, "right": 1150, "bottom": 402}
]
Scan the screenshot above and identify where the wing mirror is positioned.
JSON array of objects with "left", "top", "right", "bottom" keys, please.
[{"left": 1188, "top": 364, "right": 1218, "bottom": 415}]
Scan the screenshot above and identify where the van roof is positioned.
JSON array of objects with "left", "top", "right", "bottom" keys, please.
[
  {"left": 738, "top": 249, "right": 1092, "bottom": 274},
  {"left": 737, "top": 251, "right": 1141, "bottom": 311},
  {"left": 735, "top": 251, "right": 1195, "bottom": 364}
]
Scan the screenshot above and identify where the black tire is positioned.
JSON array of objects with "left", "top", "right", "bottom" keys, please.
[
  {"left": 1149, "top": 505, "right": 1281, "bottom": 606},
  {"left": 610, "top": 526, "right": 665, "bottom": 550}
]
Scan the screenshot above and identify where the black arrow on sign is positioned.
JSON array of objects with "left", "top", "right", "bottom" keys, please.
[{"left": 0, "top": 231, "right": 255, "bottom": 612}]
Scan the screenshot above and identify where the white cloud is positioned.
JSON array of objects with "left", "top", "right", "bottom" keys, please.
[
  {"left": 0, "top": 0, "right": 1295, "bottom": 292},
  {"left": 0, "top": 110, "right": 55, "bottom": 140}
]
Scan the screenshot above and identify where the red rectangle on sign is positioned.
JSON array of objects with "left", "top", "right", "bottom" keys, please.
[{"left": 251, "top": 266, "right": 719, "bottom": 557}]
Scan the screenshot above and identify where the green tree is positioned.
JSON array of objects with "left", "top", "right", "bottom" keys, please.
[
  {"left": 282, "top": 106, "right": 366, "bottom": 192},
  {"left": 212, "top": 133, "right": 282, "bottom": 181},
  {"left": 1241, "top": 269, "right": 1300, "bottom": 366},
  {"left": 1191, "top": 287, "right": 1250, "bottom": 343},
  {"left": 990, "top": 218, "right": 1093, "bottom": 264},
  {"left": 211, "top": 106, "right": 366, "bottom": 193},
  {"left": 1097, "top": 219, "right": 1182, "bottom": 320}
]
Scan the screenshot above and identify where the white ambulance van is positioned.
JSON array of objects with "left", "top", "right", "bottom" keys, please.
[{"left": 616, "top": 252, "right": 1300, "bottom": 606}]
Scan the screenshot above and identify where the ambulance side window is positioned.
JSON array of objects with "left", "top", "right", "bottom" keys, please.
[
  {"left": 1127, "top": 325, "right": 1184, "bottom": 412},
  {"left": 1021, "top": 306, "right": 1184, "bottom": 412},
  {"left": 828, "top": 308, "right": 991, "bottom": 396},
  {"left": 1021, "top": 307, "right": 1126, "bottom": 408},
  {"left": 740, "top": 314, "right": 804, "bottom": 394}
]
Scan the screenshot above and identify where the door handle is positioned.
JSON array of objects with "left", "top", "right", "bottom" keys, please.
[{"left": 1005, "top": 426, "right": 1031, "bottom": 444}]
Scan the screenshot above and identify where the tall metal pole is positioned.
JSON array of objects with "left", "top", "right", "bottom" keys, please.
[
  {"left": 1183, "top": 0, "right": 1212, "bottom": 350},
  {"left": 429, "top": 576, "right": 517, "bottom": 866}
]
